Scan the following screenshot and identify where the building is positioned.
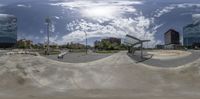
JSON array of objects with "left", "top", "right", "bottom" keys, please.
[
  {"left": 164, "top": 29, "right": 180, "bottom": 45},
  {"left": 0, "top": 14, "right": 17, "bottom": 48},
  {"left": 164, "top": 29, "right": 180, "bottom": 49},
  {"left": 183, "top": 14, "right": 200, "bottom": 47}
]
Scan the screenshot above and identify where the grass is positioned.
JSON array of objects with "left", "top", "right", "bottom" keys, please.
[
  {"left": 38, "top": 50, "right": 61, "bottom": 55},
  {"left": 69, "top": 49, "right": 87, "bottom": 53},
  {"left": 95, "top": 50, "right": 119, "bottom": 54},
  {"left": 49, "top": 51, "right": 61, "bottom": 55}
]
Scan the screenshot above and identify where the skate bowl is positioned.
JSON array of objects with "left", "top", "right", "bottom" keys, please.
[
  {"left": 0, "top": 51, "right": 200, "bottom": 99},
  {"left": 147, "top": 50, "right": 191, "bottom": 60}
]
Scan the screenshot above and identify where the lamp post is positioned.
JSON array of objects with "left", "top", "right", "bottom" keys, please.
[{"left": 84, "top": 31, "right": 88, "bottom": 54}]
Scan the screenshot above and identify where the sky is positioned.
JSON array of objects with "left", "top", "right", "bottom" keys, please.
[{"left": 1, "top": 0, "right": 200, "bottom": 47}]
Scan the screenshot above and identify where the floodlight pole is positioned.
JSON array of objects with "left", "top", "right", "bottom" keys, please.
[
  {"left": 47, "top": 22, "right": 50, "bottom": 55},
  {"left": 45, "top": 17, "right": 51, "bottom": 55},
  {"left": 84, "top": 31, "right": 88, "bottom": 54}
]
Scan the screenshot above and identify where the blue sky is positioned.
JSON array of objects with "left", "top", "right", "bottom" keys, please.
[{"left": 1, "top": 0, "right": 200, "bottom": 46}]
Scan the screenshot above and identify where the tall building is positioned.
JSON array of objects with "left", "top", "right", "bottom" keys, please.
[
  {"left": 164, "top": 29, "right": 180, "bottom": 45},
  {"left": 183, "top": 14, "right": 200, "bottom": 47},
  {"left": 0, "top": 14, "right": 17, "bottom": 48},
  {"left": 164, "top": 29, "right": 180, "bottom": 49}
]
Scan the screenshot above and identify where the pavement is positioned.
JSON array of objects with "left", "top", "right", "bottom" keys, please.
[
  {"left": 0, "top": 51, "right": 200, "bottom": 99},
  {"left": 129, "top": 50, "right": 200, "bottom": 67}
]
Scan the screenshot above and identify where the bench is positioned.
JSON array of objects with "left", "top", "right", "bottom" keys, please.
[{"left": 57, "top": 52, "right": 67, "bottom": 59}]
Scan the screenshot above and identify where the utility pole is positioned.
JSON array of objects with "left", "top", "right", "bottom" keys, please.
[{"left": 45, "top": 17, "right": 51, "bottom": 55}]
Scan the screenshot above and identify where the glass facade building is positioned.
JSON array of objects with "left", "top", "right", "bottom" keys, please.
[
  {"left": 183, "top": 23, "right": 200, "bottom": 47},
  {"left": 0, "top": 14, "right": 17, "bottom": 48}
]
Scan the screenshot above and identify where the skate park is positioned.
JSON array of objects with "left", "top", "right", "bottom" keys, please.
[
  {"left": 0, "top": 42, "right": 200, "bottom": 99},
  {"left": 1, "top": 1, "right": 200, "bottom": 98}
]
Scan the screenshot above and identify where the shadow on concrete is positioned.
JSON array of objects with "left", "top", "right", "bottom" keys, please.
[
  {"left": 128, "top": 50, "right": 200, "bottom": 67},
  {"left": 127, "top": 52, "right": 153, "bottom": 63}
]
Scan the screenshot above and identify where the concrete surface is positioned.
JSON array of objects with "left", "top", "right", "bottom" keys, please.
[
  {"left": 0, "top": 50, "right": 8, "bottom": 56},
  {"left": 129, "top": 50, "right": 200, "bottom": 67},
  {"left": 0, "top": 51, "right": 200, "bottom": 99},
  {"left": 147, "top": 50, "right": 191, "bottom": 60}
]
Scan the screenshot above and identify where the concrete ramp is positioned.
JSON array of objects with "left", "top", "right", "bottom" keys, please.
[{"left": 0, "top": 51, "right": 200, "bottom": 99}]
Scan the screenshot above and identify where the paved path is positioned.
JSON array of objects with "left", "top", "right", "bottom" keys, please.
[{"left": 128, "top": 50, "right": 200, "bottom": 67}]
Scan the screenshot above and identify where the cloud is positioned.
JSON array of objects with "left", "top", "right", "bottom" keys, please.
[
  {"left": 17, "top": 4, "right": 32, "bottom": 8},
  {"left": 50, "top": 0, "right": 142, "bottom": 8},
  {"left": 46, "top": 35, "right": 59, "bottom": 44},
  {"left": 192, "top": 14, "right": 200, "bottom": 24},
  {"left": 49, "top": 0, "right": 161, "bottom": 47},
  {"left": 50, "top": 0, "right": 141, "bottom": 19},
  {"left": 48, "top": 0, "right": 160, "bottom": 47},
  {"left": 155, "top": 6, "right": 175, "bottom": 17},
  {"left": 0, "top": 4, "right": 4, "bottom": 7},
  {"left": 155, "top": 3, "right": 200, "bottom": 17},
  {"left": 50, "top": 23, "right": 55, "bottom": 33},
  {"left": 40, "top": 29, "right": 44, "bottom": 34},
  {"left": 54, "top": 16, "right": 60, "bottom": 20},
  {"left": 63, "top": 20, "right": 125, "bottom": 43},
  {"left": 60, "top": 13, "right": 161, "bottom": 47}
]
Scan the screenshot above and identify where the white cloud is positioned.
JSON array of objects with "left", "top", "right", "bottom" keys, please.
[
  {"left": 0, "top": 4, "right": 4, "bottom": 7},
  {"left": 50, "top": 23, "right": 55, "bottom": 33},
  {"left": 153, "top": 23, "right": 164, "bottom": 30},
  {"left": 63, "top": 20, "right": 125, "bottom": 43},
  {"left": 54, "top": 16, "right": 60, "bottom": 20},
  {"left": 40, "top": 29, "right": 44, "bottom": 34},
  {"left": 155, "top": 6, "right": 176, "bottom": 17},
  {"left": 192, "top": 14, "right": 200, "bottom": 24},
  {"left": 50, "top": 0, "right": 142, "bottom": 8},
  {"left": 50, "top": 0, "right": 141, "bottom": 19},
  {"left": 17, "top": 4, "right": 32, "bottom": 8},
  {"left": 49, "top": 0, "right": 161, "bottom": 47},
  {"left": 44, "top": 34, "right": 60, "bottom": 44},
  {"left": 60, "top": 13, "right": 161, "bottom": 47},
  {"left": 155, "top": 3, "right": 200, "bottom": 17}
]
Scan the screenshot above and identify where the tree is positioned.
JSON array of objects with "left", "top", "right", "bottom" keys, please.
[{"left": 94, "top": 38, "right": 125, "bottom": 50}]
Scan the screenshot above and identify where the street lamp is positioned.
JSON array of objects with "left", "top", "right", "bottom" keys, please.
[{"left": 84, "top": 31, "right": 88, "bottom": 54}]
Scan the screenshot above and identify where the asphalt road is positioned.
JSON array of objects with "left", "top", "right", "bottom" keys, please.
[
  {"left": 45, "top": 52, "right": 113, "bottom": 63},
  {"left": 128, "top": 50, "right": 200, "bottom": 67}
]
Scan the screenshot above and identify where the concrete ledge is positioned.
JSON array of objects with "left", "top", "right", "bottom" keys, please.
[
  {"left": 147, "top": 50, "right": 191, "bottom": 60},
  {"left": 5, "top": 51, "right": 40, "bottom": 56}
]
